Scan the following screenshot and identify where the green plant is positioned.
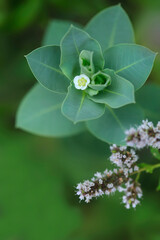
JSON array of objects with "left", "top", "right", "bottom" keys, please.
[{"left": 16, "top": 4, "right": 157, "bottom": 145}]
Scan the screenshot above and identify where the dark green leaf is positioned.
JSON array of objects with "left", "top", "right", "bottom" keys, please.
[
  {"left": 16, "top": 84, "right": 85, "bottom": 137},
  {"left": 151, "top": 147, "right": 160, "bottom": 160},
  {"left": 156, "top": 178, "right": 160, "bottom": 191},
  {"left": 26, "top": 46, "right": 69, "bottom": 93}
]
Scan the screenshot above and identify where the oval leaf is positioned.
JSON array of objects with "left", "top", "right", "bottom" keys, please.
[
  {"left": 85, "top": 4, "right": 135, "bottom": 51},
  {"left": 90, "top": 69, "right": 135, "bottom": 108},
  {"left": 104, "top": 44, "right": 157, "bottom": 90},
  {"left": 61, "top": 84, "right": 105, "bottom": 123},
  {"left": 60, "top": 25, "right": 104, "bottom": 80},
  {"left": 86, "top": 104, "right": 144, "bottom": 145},
  {"left": 26, "top": 46, "right": 69, "bottom": 93},
  {"left": 16, "top": 84, "right": 85, "bottom": 137}
]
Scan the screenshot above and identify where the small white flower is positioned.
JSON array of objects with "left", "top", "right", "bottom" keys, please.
[
  {"left": 73, "top": 74, "right": 90, "bottom": 90},
  {"left": 99, "top": 179, "right": 103, "bottom": 184}
]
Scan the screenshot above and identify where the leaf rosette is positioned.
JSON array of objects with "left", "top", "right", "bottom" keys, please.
[{"left": 16, "top": 5, "right": 157, "bottom": 144}]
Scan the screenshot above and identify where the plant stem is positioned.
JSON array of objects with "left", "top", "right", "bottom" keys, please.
[{"left": 131, "top": 163, "right": 160, "bottom": 176}]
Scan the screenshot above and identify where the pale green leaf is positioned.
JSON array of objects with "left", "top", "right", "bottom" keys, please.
[
  {"left": 16, "top": 84, "right": 85, "bottom": 137},
  {"left": 60, "top": 25, "right": 104, "bottom": 79},
  {"left": 61, "top": 84, "right": 105, "bottom": 123},
  {"left": 79, "top": 50, "right": 94, "bottom": 77},
  {"left": 89, "top": 70, "right": 111, "bottom": 91},
  {"left": 26, "top": 46, "right": 69, "bottom": 93},
  {"left": 90, "top": 69, "right": 135, "bottom": 108},
  {"left": 85, "top": 4, "right": 135, "bottom": 51},
  {"left": 86, "top": 104, "right": 144, "bottom": 144},
  {"left": 42, "top": 19, "right": 82, "bottom": 46},
  {"left": 104, "top": 43, "right": 157, "bottom": 90}
]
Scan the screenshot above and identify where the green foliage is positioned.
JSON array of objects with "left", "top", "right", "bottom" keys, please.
[
  {"left": 104, "top": 44, "right": 157, "bottom": 90},
  {"left": 0, "top": 132, "right": 83, "bottom": 240},
  {"left": 16, "top": 4, "right": 156, "bottom": 144},
  {"left": 61, "top": 84, "right": 105, "bottom": 123},
  {"left": 85, "top": 4, "right": 135, "bottom": 51},
  {"left": 79, "top": 50, "right": 95, "bottom": 77},
  {"left": 60, "top": 25, "right": 104, "bottom": 79},
  {"left": 139, "top": 163, "right": 154, "bottom": 173},
  {"left": 89, "top": 70, "right": 111, "bottom": 91},
  {"left": 86, "top": 104, "right": 144, "bottom": 144},
  {"left": 2, "top": 1, "right": 160, "bottom": 239},
  {"left": 156, "top": 178, "right": 160, "bottom": 191},
  {"left": 136, "top": 84, "right": 160, "bottom": 124},
  {"left": 151, "top": 148, "right": 160, "bottom": 160},
  {"left": 26, "top": 46, "right": 69, "bottom": 93},
  {"left": 42, "top": 20, "right": 82, "bottom": 46},
  {"left": 90, "top": 69, "right": 135, "bottom": 108},
  {"left": 16, "top": 84, "right": 85, "bottom": 137}
]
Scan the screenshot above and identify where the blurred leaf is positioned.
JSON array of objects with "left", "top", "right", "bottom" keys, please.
[
  {"left": 90, "top": 69, "right": 135, "bottom": 108},
  {"left": 16, "top": 84, "right": 85, "bottom": 137},
  {"left": 7, "top": 0, "right": 43, "bottom": 32},
  {"left": 60, "top": 26, "right": 104, "bottom": 79},
  {"left": 104, "top": 44, "right": 157, "bottom": 90},
  {"left": 136, "top": 84, "right": 160, "bottom": 124},
  {"left": 61, "top": 84, "right": 105, "bottom": 123},
  {"left": 26, "top": 45, "right": 69, "bottom": 93},
  {"left": 0, "top": 134, "right": 82, "bottom": 240},
  {"left": 43, "top": 20, "right": 82, "bottom": 46},
  {"left": 86, "top": 104, "right": 144, "bottom": 145},
  {"left": 85, "top": 5, "right": 135, "bottom": 51},
  {"left": 151, "top": 147, "right": 160, "bottom": 160},
  {"left": 139, "top": 163, "right": 154, "bottom": 173},
  {"left": 156, "top": 178, "right": 160, "bottom": 191}
]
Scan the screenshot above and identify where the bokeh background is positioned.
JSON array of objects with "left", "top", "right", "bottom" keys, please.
[{"left": 1, "top": 0, "right": 160, "bottom": 239}]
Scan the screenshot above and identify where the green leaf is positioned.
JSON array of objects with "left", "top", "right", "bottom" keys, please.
[
  {"left": 16, "top": 84, "right": 85, "bottom": 137},
  {"left": 151, "top": 147, "right": 160, "bottom": 160},
  {"left": 85, "top": 4, "right": 135, "bottom": 51},
  {"left": 89, "top": 70, "right": 111, "bottom": 91},
  {"left": 60, "top": 25, "right": 104, "bottom": 79},
  {"left": 79, "top": 50, "right": 94, "bottom": 77},
  {"left": 136, "top": 83, "right": 160, "bottom": 124},
  {"left": 61, "top": 84, "right": 105, "bottom": 123},
  {"left": 42, "top": 20, "right": 82, "bottom": 46},
  {"left": 26, "top": 46, "right": 69, "bottom": 93},
  {"left": 104, "top": 44, "right": 157, "bottom": 90},
  {"left": 138, "top": 163, "right": 154, "bottom": 173},
  {"left": 90, "top": 69, "right": 135, "bottom": 108},
  {"left": 156, "top": 178, "right": 160, "bottom": 191},
  {"left": 86, "top": 104, "right": 144, "bottom": 144}
]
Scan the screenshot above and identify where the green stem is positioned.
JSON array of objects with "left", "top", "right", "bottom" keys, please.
[
  {"left": 131, "top": 163, "right": 160, "bottom": 176},
  {"left": 135, "top": 172, "right": 141, "bottom": 182}
]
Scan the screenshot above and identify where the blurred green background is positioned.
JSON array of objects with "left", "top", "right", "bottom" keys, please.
[{"left": 1, "top": 0, "right": 160, "bottom": 239}]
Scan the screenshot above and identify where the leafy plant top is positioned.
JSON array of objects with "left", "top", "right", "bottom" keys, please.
[{"left": 16, "top": 4, "right": 157, "bottom": 144}]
